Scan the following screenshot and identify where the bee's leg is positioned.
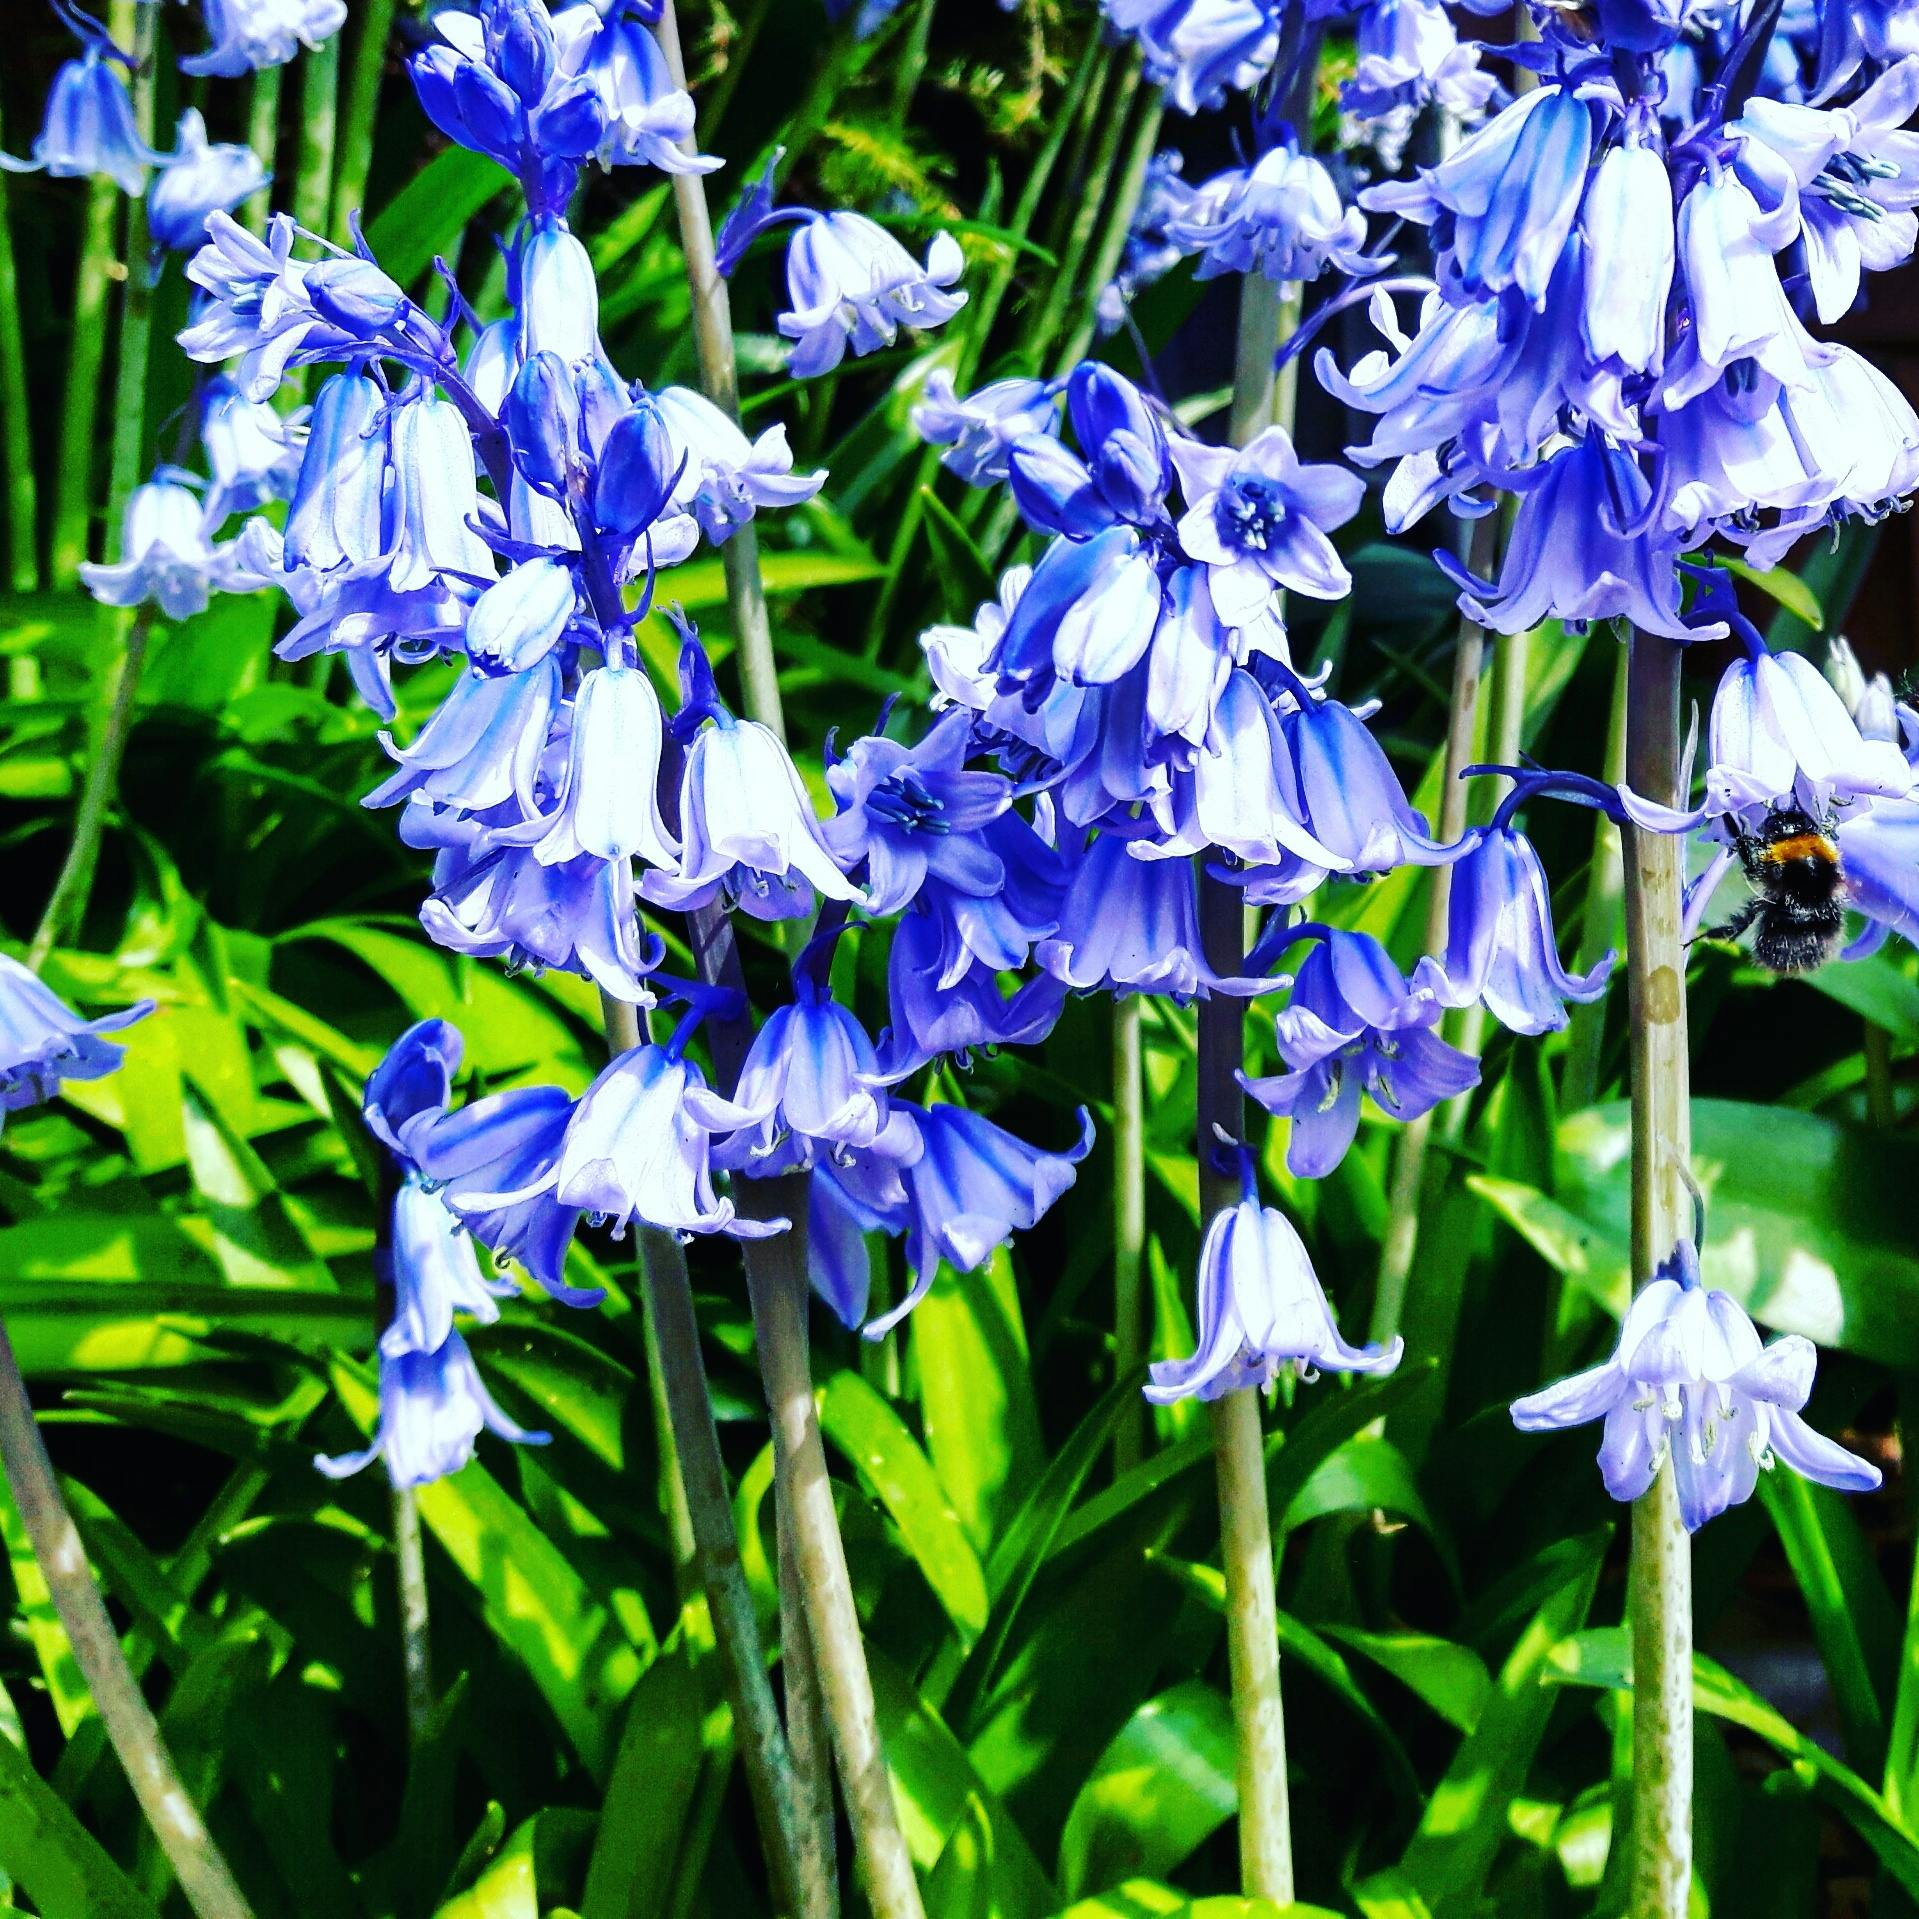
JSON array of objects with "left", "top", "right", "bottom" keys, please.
[{"left": 1699, "top": 897, "right": 1761, "bottom": 946}]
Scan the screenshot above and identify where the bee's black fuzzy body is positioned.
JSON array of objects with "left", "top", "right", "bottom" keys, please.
[{"left": 1706, "top": 805, "right": 1846, "bottom": 975}]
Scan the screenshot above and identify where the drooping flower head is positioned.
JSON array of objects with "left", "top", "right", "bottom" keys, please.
[
  {"left": 1512, "top": 1237, "right": 1880, "bottom": 1531},
  {"left": 1147, "top": 1153, "right": 1401, "bottom": 1403},
  {"left": 0, "top": 954, "right": 152, "bottom": 1119}
]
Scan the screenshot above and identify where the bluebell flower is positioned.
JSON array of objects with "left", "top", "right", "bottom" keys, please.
[
  {"left": 380, "top": 393, "right": 498, "bottom": 593},
  {"left": 282, "top": 372, "right": 389, "bottom": 572},
  {"left": 865, "top": 1099, "right": 1092, "bottom": 1337},
  {"left": 419, "top": 823, "right": 662, "bottom": 1005},
  {"left": 524, "top": 663, "right": 678, "bottom": 869},
  {"left": 411, "top": 0, "right": 605, "bottom": 212},
  {"left": 1837, "top": 797, "right": 1919, "bottom": 954},
  {"left": 199, "top": 377, "right": 304, "bottom": 521},
  {"left": 1440, "top": 437, "right": 1702, "bottom": 641},
  {"left": 180, "top": 214, "right": 356, "bottom": 400},
  {"left": 182, "top": 0, "right": 348, "bottom": 77},
  {"left": 912, "top": 371, "right": 1061, "bottom": 485},
  {"left": 691, "top": 966, "right": 891, "bottom": 1162},
  {"left": 514, "top": 220, "right": 610, "bottom": 369},
  {"left": 1439, "top": 822, "right": 1614, "bottom": 1035},
  {"left": 0, "top": 953, "right": 151, "bottom": 1119},
  {"left": 1270, "top": 680, "right": 1461, "bottom": 879},
  {"left": 643, "top": 653, "right": 861, "bottom": 921},
  {"left": 656, "top": 385, "right": 824, "bottom": 544},
  {"left": 822, "top": 711, "right": 1011, "bottom": 914},
  {"left": 1102, "top": 0, "right": 1283, "bottom": 114},
  {"left": 521, "top": 1041, "right": 782, "bottom": 1239},
  {"left": 878, "top": 907, "right": 1067, "bottom": 1076},
  {"left": 316, "top": 1327, "right": 549, "bottom": 1488},
  {"left": 1240, "top": 928, "right": 1479, "bottom": 1178},
  {"left": 1036, "top": 830, "right": 1277, "bottom": 1000},
  {"left": 568, "top": 4, "right": 720, "bottom": 176},
  {"left": 1365, "top": 85, "right": 1592, "bottom": 308},
  {"left": 147, "top": 110, "right": 268, "bottom": 254},
  {"left": 1142, "top": 668, "right": 1351, "bottom": 869},
  {"left": 464, "top": 555, "right": 578, "bottom": 675},
  {"left": 1170, "top": 424, "right": 1363, "bottom": 622},
  {"left": 363, "top": 658, "right": 563, "bottom": 818},
  {"left": 412, "top": 1079, "right": 591, "bottom": 1295},
  {"left": 1343, "top": 0, "right": 1494, "bottom": 127},
  {"left": 990, "top": 524, "right": 1165, "bottom": 693},
  {"left": 362, "top": 1016, "right": 462, "bottom": 1163},
  {"left": 1512, "top": 1238, "right": 1880, "bottom": 1532},
  {"left": 2, "top": 27, "right": 164, "bottom": 196},
  {"left": 1145, "top": 1156, "right": 1401, "bottom": 1403},
  {"left": 80, "top": 476, "right": 270, "bottom": 618},
  {"left": 717, "top": 158, "right": 967, "bottom": 375},
  {"left": 380, "top": 1174, "right": 519, "bottom": 1358},
  {"left": 1168, "top": 143, "right": 1383, "bottom": 287},
  {"left": 1580, "top": 140, "right": 1674, "bottom": 378}
]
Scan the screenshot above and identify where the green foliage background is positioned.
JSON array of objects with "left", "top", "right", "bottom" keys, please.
[{"left": 0, "top": 4, "right": 1916, "bottom": 1916}]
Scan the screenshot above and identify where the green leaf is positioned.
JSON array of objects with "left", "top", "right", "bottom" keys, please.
[
  {"left": 1799, "top": 947, "right": 1919, "bottom": 1043},
  {"left": 1548, "top": 1627, "right": 1919, "bottom": 1896},
  {"left": 819, "top": 1370, "right": 990, "bottom": 1642},
  {"left": 1477, "top": 1099, "right": 1919, "bottom": 1368},
  {"left": 366, "top": 148, "right": 514, "bottom": 289},
  {"left": 866, "top": 1646, "right": 1057, "bottom": 1916},
  {"left": 918, "top": 487, "right": 996, "bottom": 617},
  {"left": 1050, "top": 1888, "right": 1336, "bottom": 1919},
  {"left": 580, "top": 1646, "right": 707, "bottom": 1919},
  {"left": 432, "top": 1810, "right": 594, "bottom": 1919},
  {"left": 1317, "top": 1628, "right": 1491, "bottom": 1736},
  {"left": 1377, "top": 1528, "right": 1604, "bottom": 1912},
  {"left": 0, "top": 1725, "right": 164, "bottom": 1919},
  {"left": 1719, "top": 557, "right": 1823, "bottom": 631},
  {"left": 915, "top": 1252, "right": 1044, "bottom": 1552},
  {"left": 1058, "top": 1681, "right": 1236, "bottom": 1898},
  {"left": 1758, "top": 1470, "right": 1894, "bottom": 1775}
]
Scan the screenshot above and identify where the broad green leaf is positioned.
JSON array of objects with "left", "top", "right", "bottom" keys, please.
[
  {"left": 820, "top": 1370, "right": 989, "bottom": 1642},
  {"left": 1058, "top": 1681, "right": 1236, "bottom": 1898},
  {"left": 1378, "top": 1529, "right": 1604, "bottom": 1911},
  {"left": 1799, "top": 946, "right": 1919, "bottom": 1043},
  {"left": 332, "top": 1360, "right": 643, "bottom": 1780},
  {"left": 433, "top": 1810, "right": 595, "bottom": 1919},
  {"left": 867, "top": 1646, "right": 1057, "bottom": 1916},
  {"left": 0, "top": 1283, "right": 366, "bottom": 1375},
  {"left": 1719, "top": 556, "right": 1823, "bottom": 630},
  {"left": 0, "top": 1725, "right": 163, "bottom": 1919},
  {"left": 915, "top": 1251, "right": 1044, "bottom": 1552},
  {"left": 1549, "top": 1626, "right": 1919, "bottom": 1896},
  {"left": 927, "top": 1794, "right": 997, "bottom": 1919},
  {"left": 1477, "top": 1099, "right": 1919, "bottom": 1367},
  {"left": 1050, "top": 1887, "right": 1336, "bottom": 1919},
  {"left": 1317, "top": 1628, "right": 1491, "bottom": 1735},
  {"left": 580, "top": 1647, "right": 707, "bottom": 1919},
  {"left": 366, "top": 147, "right": 513, "bottom": 288}
]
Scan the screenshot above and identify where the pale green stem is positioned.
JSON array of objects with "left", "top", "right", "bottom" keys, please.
[
  {"left": 1111, "top": 996, "right": 1147, "bottom": 1475},
  {"left": 0, "top": 173, "right": 40, "bottom": 602},
  {"left": 0, "top": 1317, "right": 256, "bottom": 1919},
  {"left": 655, "top": 0, "right": 783, "bottom": 740},
  {"left": 1369, "top": 533, "right": 1495, "bottom": 1347},
  {"left": 1192, "top": 269, "right": 1298, "bottom": 1907},
  {"left": 598, "top": 987, "right": 822, "bottom": 1919},
  {"left": 1622, "top": 628, "right": 1696, "bottom": 1918},
  {"left": 331, "top": 0, "right": 398, "bottom": 237},
  {"left": 244, "top": 67, "right": 281, "bottom": 232},
  {"left": 295, "top": 34, "right": 342, "bottom": 240},
  {"left": 1562, "top": 635, "right": 1631, "bottom": 1114},
  {"left": 391, "top": 1487, "right": 433, "bottom": 1747}
]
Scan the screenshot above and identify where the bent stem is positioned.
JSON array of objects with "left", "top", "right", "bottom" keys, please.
[
  {"left": 0, "top": 1319, "right": 255, "bottom": 1919},
  {"left": 1622, "top": 627, "right": 1695, "bottom": 1919}
]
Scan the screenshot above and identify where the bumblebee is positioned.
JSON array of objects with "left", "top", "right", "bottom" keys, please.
[{"left": 1705, "top": 805, "right": 1846, "bottom": 975}]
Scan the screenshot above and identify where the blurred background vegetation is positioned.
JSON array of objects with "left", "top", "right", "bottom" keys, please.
[{"left": 1, "top": 3, "right": 1918, "bottom": 1916}]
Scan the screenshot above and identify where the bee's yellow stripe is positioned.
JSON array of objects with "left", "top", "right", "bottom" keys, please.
[{"left": 1761, "top": 833, "right": 1839, "bottom": 866}]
